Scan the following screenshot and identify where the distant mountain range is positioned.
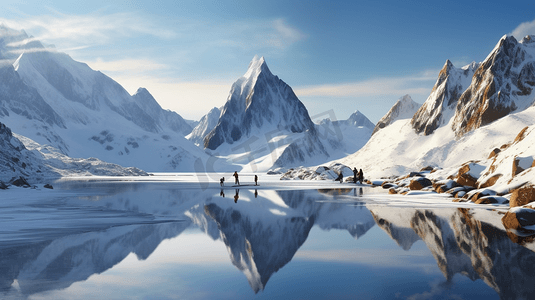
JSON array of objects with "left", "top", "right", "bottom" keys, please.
[{"left": 3, "top": 23, "right": 534, "bottom": 183}]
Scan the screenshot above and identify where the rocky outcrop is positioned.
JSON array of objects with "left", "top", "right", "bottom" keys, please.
[
  {"left": 411, "top": 60, "right": 477, "bottom": 135},
  {"left": 452, "top": 35, "right": 535, "bottom": 137}
]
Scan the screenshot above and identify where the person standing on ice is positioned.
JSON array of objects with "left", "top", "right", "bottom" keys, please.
[
  {"left": 254, "top": 175, "right": 258, "bottom": 186},
  {"left": 358, "top": 169, "right": 364, "bottom": 184},
  {"left": 233, "top": 171, "right": 240, "bottom": 185},
  {"left": 353, "top": 167, "right": 358, "bottom": 183}
]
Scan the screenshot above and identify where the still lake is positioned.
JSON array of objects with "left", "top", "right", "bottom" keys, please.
[{"left": 1, "top": 177, "right": 534, "bottom": 299}]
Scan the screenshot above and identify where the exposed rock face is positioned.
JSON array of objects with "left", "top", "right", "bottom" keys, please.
[
  {"left": 0, "top": 122, "right": 44, "bottom": 181},
  {"left": 204, "top": 56, "right": 315, "bottom": 150},
  {"left": 372, "top": 94, "right": 420, "bottom": 135},
  {"left": 452, "top": 35, "right": 535, "bottom": 137},
  {"left": 411, "top": 60, "right": 477, "bottom": 135}
]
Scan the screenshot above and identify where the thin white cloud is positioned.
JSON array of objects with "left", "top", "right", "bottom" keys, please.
[
  {"left": 511, "top": 19, "right": 535, "bottom": 40},
  {"left": 87, "top": 58, "right": 169, "bottom": 73},
  {"left": 294, "top": 73, "right": 436, "bottom": 98},
  {"left": 0, "top": 11, "right": 176, "bottom": 50}
]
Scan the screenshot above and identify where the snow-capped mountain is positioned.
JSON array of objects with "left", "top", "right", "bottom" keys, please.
[
  {"left": 187, "top": 106, "right": 221, "bottom": 146},
  {"left": 204, "top": 56, "right": 315, "bottom": 150},
  {"left": 132, "top": 87, "right": 193, "bottom": 136},
  {"left": 340, "top": 34, "right": 535, "bottom": 183},
  {"left": 372, "top": 94, "right": 420, "bottom": 135},
  {"left": 200, "top": 56, "right": 331, "bottom": 171},
  {"left": 0, "top": 25, "right": 210, "bottom": 171},
  {"left": 411, "top": 60, "right": 478, "bottom": 135},
  {"left": 318, "top": 110, "right": 374, "bottom": 130},
  {"left": 197, "top": 57, "right": 375, "bottom": 172},
  {"left": 452, "top": 35, "right": 535, "bottom": 137}
]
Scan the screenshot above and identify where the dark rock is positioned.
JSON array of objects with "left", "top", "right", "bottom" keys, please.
[
  {"left": 11, "top": 176, "right": 31, "bottom": 188},
  {"left": 44, "top": 184, "right": 53, "bottom": 189},
  {"left": 419, "top": 166, "right": 434, "bottom": 172},
  {"left": 0, "top": 181, "right": 8, "bottom": 190}
]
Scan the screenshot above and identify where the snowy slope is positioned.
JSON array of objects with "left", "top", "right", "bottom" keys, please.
[
  {"left": 0, "top": 26, "right": 211, "bottom": 172},
  {"left": 0, "top": 122, "right": 146, "bottom": 183}
]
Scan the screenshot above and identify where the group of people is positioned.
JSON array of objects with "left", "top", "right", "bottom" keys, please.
[
  {"left": 220, "top": 172, "right": 258, "bottom": 186},
  {"left": 335, "top": 167, "right": 364, "bottom": 184}
]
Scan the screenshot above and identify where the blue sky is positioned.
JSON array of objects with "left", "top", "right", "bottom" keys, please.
[{"left": 1, "top": 0, "right": 535, "bottom": 123}]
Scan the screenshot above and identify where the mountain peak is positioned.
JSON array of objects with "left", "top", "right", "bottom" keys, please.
[
  {"left": 244, "top": 55, "right": 272, "bottom": 79},
  {"left": 203, "top": 57, "right": 314, "bottom": 151},
  {"left": 373, "top": 95, "right": 419, "bottom": 135}
]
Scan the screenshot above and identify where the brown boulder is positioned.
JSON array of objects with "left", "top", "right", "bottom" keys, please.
[
  {"left": 388, "top": 188, "right": 397, "bottom": 194},
  {"left": 488, "top": 148, "right": 501, "bottom": 159},
  {"left": 513, "top": 126, "right": 529, "bottom": 143},
  {"left": 474, "top": 197, "right": 499, "bottom": 204},
  {"left": 510, "top": 186, "right": 535, "bottom": 207},
  {"left": 409, "top": 178, "right": 432, "bottom": 190},
  {"left": 478, "top": 174, "right": 502, "bottom": 188},
  {"left": 512, "top": 156, "right": 533, "bottom": 177},
  {"left": 457, "top": 173, "right": 478, "bottom": 187},
  {"left": 502, "top": 208, "right": 535, "bottom": 229}
]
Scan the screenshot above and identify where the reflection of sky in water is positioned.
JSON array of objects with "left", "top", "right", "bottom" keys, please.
[{"left": 25, "top": 225, "right": 497, "bottom": 300}]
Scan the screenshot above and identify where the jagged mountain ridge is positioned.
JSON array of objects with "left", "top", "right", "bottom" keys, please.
[
  {"left": 452, "top": 35, "right": 535, "bottom": 137},
  {"left": 411, "top": 60, "right": 478, "bottom": 135}
]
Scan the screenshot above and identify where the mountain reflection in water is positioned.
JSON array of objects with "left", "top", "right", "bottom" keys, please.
[{"left": 1, "top": 182, "right": 534, "bottom": 299}]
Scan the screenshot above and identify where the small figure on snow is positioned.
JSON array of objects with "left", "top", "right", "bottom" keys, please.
[
  {"left": 353, "top": 167, "right": 358, "bottom": 183},
  {"left": 358, "top": 169, "right": 364, "bottom": 184},
  {"left": 254, "top": 174, "right": 258, "bottom": 186},
  {"left": 233, "top": 171, "right": 240, "bottom": 185},
  {"left": 335, "top": 172, "right": 343, "bottom": 183},
  {"left": 220, "top": 177, "right": 225, "bottom": 186}
]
